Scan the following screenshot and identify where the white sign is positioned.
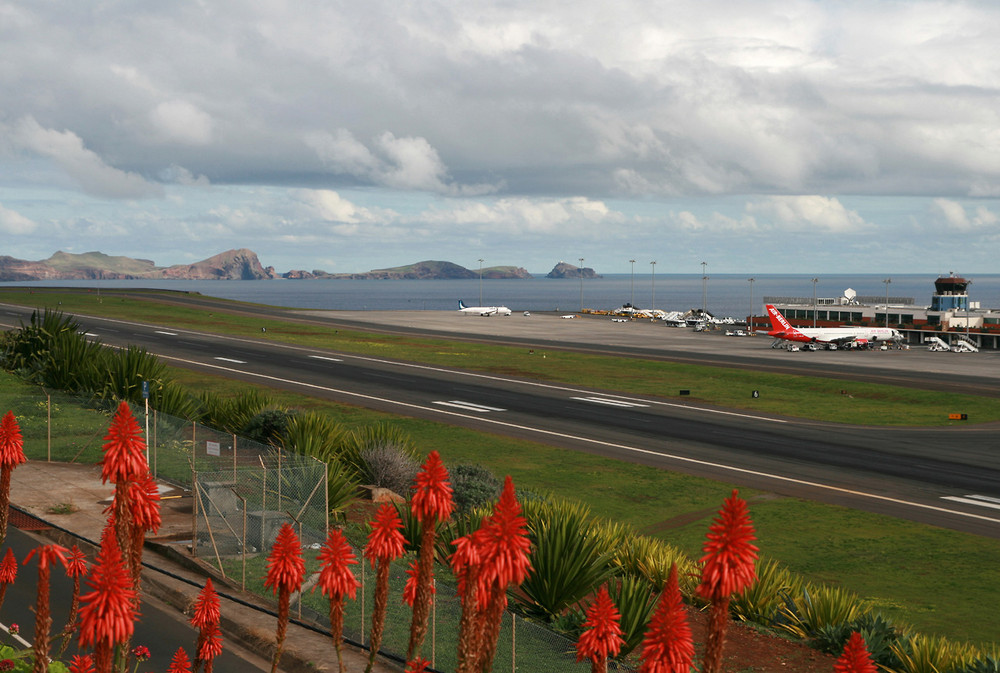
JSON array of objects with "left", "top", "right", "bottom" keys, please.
[{"left": 206, "top": 441, "right": 221, "bottom": 457}]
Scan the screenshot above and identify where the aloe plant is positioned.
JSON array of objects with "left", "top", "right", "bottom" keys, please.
[
  {"left": 731, "top": 557, "right": 804, "bottom": 626},
  {"left": 778, "top": 584, "right": 865, "bottom": 640},
  {"left": 516, "top": 498, "right": 615, "bottom": 621}
]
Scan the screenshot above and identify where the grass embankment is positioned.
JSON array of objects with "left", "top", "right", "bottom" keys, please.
[
  {"left": 1, "top": 287, "right": 995, "bottom": 426},
  {"left": 2, "top": 288, "right": 1000, "bottom": 645}
]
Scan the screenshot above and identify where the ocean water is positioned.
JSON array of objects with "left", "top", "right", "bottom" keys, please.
[{"left": 5, "top": 274, "right": 1000, "bottom": 319}]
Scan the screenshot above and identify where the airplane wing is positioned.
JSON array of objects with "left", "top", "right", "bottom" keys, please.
[{"left": 825, "top": 335, "right": 860, "bottom": 345}]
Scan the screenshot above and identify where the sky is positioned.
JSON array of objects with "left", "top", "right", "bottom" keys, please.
[{"left": 1, "top": 0, "right": 999, "bottom": 276}]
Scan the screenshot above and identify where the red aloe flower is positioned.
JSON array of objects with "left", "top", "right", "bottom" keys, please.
[
  {"left": 0, "top": 547, "right": 17, "bottom": 614},
  {"left": 639, "top": 564, "right": 694, "bottom": 673},
  {"left": 834, "top": 632, "right": 878, "bottom": 673},
  {"left": 264, "top": 523, "right": 305, "bottom": 673},
  {"left": 68, "top": 655, "right": 94, "bottom": 673},
  {"left": 167, "top": 648, "right": 192, "bottom": 673},
  {"left": 0, "top": 411, "right": 27, "bottom": 546},
  {"left": 405, "top": 658, "right": 431, "bottom": 673},
  {"left": 363, "top": 503, "right": 406, "bottom": 673},
  {"left": 576, "top": 584, "right": 625, "bottom": 672},
  {"left": 470, "top": 476, "right": 532, "bottom": 673},
  {"left": 191, "top": 578, "right": 220, "bottom": 673},
  {"left": 78, "top": 526, "right": 138, "bottom": 673},
  {"left": 410, "top": 450, "right": 453, "bottom": 524},
  {"left": 197, "top": 623, "right": 223, "bottom": 673},
  {"left": 314, "top": 527, "right": 360, "bottom": 673},
  {"left": 407, "top": 451, "right": 453, "bottom": 660},
  {"left": 402, "top": 559, "right": 421, "bottom": 607},
  {"left": 191, "top": 578, "right": 221, "bottom": 629},
  {"left": 697, "top": 489, "right": 759, "bottom": 601},
  {"left": 24, "top": 544, "right": 70, "bottom": 673},
  {"left": 365, "top": 503, "right": 406, "bottom": 568},
  {"left": 57, "top": 545, "right": 90, "bottom": 658},
  {"left": 697, "top": 489, "right": 759, "bottom": 673},
  {"left": 476, "top": 476, "right": 532, "bottom": 591},
  {"left": 99, "top": 401, "right": 148, "bottom": 485}
]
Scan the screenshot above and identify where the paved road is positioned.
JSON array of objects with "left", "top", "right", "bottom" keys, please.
[
  {"left": 1, "top": 526, "right": 268, "bottom": 673},
  {"left": 2, "top": 298, "right": 1000, "bottom": 538}
]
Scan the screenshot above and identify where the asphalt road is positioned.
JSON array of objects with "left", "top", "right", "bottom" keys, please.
[
  {"left": 0, "top": 526, "right": 268, "bottom": 672},
  {"left": 2, "top": 298, "right": 999, "bottom": 538}
]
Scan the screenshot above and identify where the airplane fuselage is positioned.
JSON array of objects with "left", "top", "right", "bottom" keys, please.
[{"left": 764, "top": 304, "right": 901, "bottom": 346}]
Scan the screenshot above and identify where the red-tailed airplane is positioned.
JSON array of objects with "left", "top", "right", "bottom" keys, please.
[{"left": 764, "top": 304, "right": 901, "bottom": 348}]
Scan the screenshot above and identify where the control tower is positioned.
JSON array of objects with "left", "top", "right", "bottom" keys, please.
[{"left": 930, "top": 273, "right": 970, "bottom": 311}]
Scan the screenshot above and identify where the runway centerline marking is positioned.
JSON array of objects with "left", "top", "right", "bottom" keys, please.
[
  {"left": 433, "top": 401, "right": 506, "bottom": 413},
  {"left": 309, "top": 355, "right": 343, "bottom": 362},
  {"left": 942, "top": 495, "right": 1000, "bottom": 511},
  {"left": 156, "top": 353, "right": 1000, "bottom": 528},
  {"left": 154, "top": 330, "right": 177, "bottom": 336},
  {"left": 572, "top": 396, "right": 650, "bottom": 408},
  {"left": 213, "top": 357, "right": 246, "bottom": 364}
]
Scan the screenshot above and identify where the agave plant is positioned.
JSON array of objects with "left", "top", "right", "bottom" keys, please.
[
  {"left": 1, "top": 309, "right": 80, "bottom": 374},
  {"left": 516, "top": 498, "right": 615, "bottom": 621},
  {"left": 99, "top": 345, "right": 169, "bottom": 404},
  {"left": 198, "top": 389, "right": 277, "bottom": 435},
  {"left": 606, "top": 575, "right": 658, "bottom": 657},
  {"left": 150, "top": 380, "right": 202, "bottom": 421},
  {"left": 811, "top": 612, "right": 903, "bottom": 669},
  {"left": 890, "top": 633, "right": 980, "bottom": 673},
  {"left": 778, "top": 584, "right": 865, "bottom": 640},
  {"left": 604, "top": 528, "right": 699, "bottom": 594},
  {"left": 730, "top": 557, "right": 804, "bottom": 626}
]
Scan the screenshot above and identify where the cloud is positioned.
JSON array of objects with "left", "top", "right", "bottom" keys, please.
[
  {"left": 418, "top": 196, "right": 625, "bottom": 236},
  {"left": 0, "top": 202, "right": 37, "bottom": 235},
  {"left": 149, "top": 100, "right": 214, "bottom": 146},
  {"left": 293, "top": 189, "right": 381, "bottom": 223},
  {"left": 305, "top": 129, "right": 501, "bottom": 195},
  {"left": 746, "top": 196, "right": 867, "bottom": 233},
  {"left": 11, "top": 117, "right": 163, "bottom": 199},
  {"left": 929, "top": 199, "right": 999, "bottom": 231}
]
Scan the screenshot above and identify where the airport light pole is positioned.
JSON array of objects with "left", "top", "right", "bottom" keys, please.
[
  {"left": 748, "top": 277, "right": 755, "bottom": 332},
  {"left": 650, "top": 261, "right": 657, "bottom": 313},
  {"left": 579, "top": 257, "right": 585, "bottom": 311},
  {"left": 811, "top": 277, "right": 819, "bottom": 327},
  {"left": 478, "top": 258, "right": 484, "bottom": 306},
  {"left": 883, "top": 278, "right": 891, "bottom": 327},
  {"left": 701, "top": 261, "right": 708, "bottom": 315},
  {"left": 629, "top": 259, "right": 636, "bottom": 307}
]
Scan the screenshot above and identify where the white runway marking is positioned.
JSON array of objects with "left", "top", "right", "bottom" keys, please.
[
  {"left": 572, "top": 396, "right": 650, "bottom": 408},
  {"left": 213, "top": 357, "right": 246, "bottom": 364},
  {"left": 942, "top": 495, "right": 1000, "bottom": 511},
  {"left": 154, "top": 330, "right": 177, "bottom": 335},
  {"left": 433, "top": 400, "right": 506, "bottom": 413},
  {"left": 309, "top": 355, "right": 343, "bottom": 362}
]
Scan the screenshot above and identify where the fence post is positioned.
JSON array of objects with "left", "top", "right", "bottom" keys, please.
[
  {"left": 192, "top": 473, "right": 199, "bottom": 558},
  {"left": 153, "top": 408, "right": 158, "bottom": 478},
  {"left": 511, "top": 612, "right": 516, "bottom": 673},
  {"left": 232, "top": 433, "right": 237, "bottom": 481},
  {"left": 431, "top": 578, "right": 436, "bottom": 669},
  {"left": 46, "top": 392, "right": 51, "bottom": 462}
]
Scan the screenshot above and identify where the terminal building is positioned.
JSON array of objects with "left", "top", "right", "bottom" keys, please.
[{"left": 763, "top": 274, "right": 1000, "bottom": 350}]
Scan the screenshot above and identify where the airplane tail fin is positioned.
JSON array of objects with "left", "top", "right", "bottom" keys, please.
[
  {"left": 459, "top": 300, "right": 467, "bottom": 309},
  {"left": 765, "top": 304, "right": 794, "bottom": 333}
]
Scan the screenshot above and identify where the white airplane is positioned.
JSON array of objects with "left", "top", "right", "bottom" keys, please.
[
  {"left": 458, "top": 300, "right": 511, "bottom": 316},
  {"left": 765, "top": 304, "right": 901, "bottom": 348}
]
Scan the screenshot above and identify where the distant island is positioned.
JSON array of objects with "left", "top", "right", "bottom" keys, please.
[{"left": 0, "top": 249, "right": 599, "bottom": 281}]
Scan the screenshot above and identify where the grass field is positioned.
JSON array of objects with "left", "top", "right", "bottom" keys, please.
[{"left": 2, "top": 287, "right": 1000, "bottom": 646}]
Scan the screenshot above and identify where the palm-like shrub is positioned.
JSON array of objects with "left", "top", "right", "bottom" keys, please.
[
  {"left": 891, "top": 633, "right": 980, "bottom": 673},
  {"left": 243, "top": 408, "right": 297, "bottom": 445},
  {"left": 811, "top": 612, "right": 902, "bottom": 669},
  {"left": 199, "top": 390, "right": 277, "bottom": 436},
  {"left": 1, "top": 309, "right": 79, "bottom": 374},
  {"left": 517, "top": 498, "right": 615, "bottom": 621},
  {"left": 36, "top": 330, "right": 107, "bottom": 393},
  {"left": 599, "top": 526, "right": 698, "bottom": 594},
  {"left": 778, "top": 584, "right": 865, "bottom": 639},
  {"left": 150, "top": 380, "right": 202, "bottom": 421},
  {"left": 100, "top": 345, "right": 169, "bottom": 404},
  {"left": 731, "top": 557, "right": 804, "bottom": 626},
  {"left": 606, "top": 575, "right": 658, "bottom": 657}
]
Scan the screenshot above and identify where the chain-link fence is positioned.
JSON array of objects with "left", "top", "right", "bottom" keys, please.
[{"left": 1, "top": 378, "right": 637, "bottom": 672}]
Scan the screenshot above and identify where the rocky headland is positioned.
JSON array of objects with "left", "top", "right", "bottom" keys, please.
[{"left": 0, "top": 250, "right": 587, "bottom": 281}]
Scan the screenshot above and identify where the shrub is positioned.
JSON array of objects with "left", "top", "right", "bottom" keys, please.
[
  {"left": 244, "top": 408, "right": 298, "bottom": 446},
  {"left": 731, "top": 557, "right": 804, "bottom": 627},
  {"left": 778, "top": 584, "right": 865, "bottom": 640},
  {"left": 448, "top": 463, "right": 500, "bottom": 514},
  {"left": 358, "top": 444, "right": 419, "bottom": 496}
]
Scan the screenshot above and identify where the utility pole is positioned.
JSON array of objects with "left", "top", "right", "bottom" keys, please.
[
  {"left": 701, "top": 261, "right": 708, "bottom": 315},
  {"left": 629, "top": 259, "right": 636, "bottom": 306},
  {"left": 650, "top": 261, "right": 657, "bottom": 313},
  {"left": 811, "top": 278, "right": 819, "bottom": 327},
  {"left": 579, "top": 257, "right": 585, "bottom": 311},
  {"left": 883, "top": 278, "right": 891, "bottom": 328},
  {"left": 748, "top": 277, "right": 755, "bottom": 332},
  {"left": 478, "top": 258, "right": 484, "bottom": 306}
]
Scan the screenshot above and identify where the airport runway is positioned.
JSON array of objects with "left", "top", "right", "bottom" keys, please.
[{"left": 2, "top": 297, "right": 1000, "bottom": 538}]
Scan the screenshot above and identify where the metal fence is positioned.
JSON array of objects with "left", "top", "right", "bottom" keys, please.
[{"left": 0, "top": 380, "right": 636, "bottom": 672}]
